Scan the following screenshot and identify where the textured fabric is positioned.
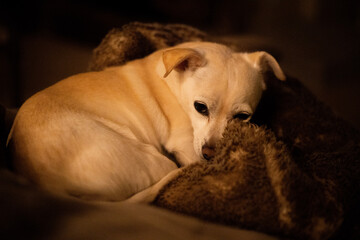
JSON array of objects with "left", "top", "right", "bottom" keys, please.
[
  {"left": 89, "top": 22, "right": 207, "bottom": 71},
  {"left": 153, "top": 76, "right": 360, "bottom": 240},
  {"left": 89, "top": 22, "right": 360, "bottom": 240}
]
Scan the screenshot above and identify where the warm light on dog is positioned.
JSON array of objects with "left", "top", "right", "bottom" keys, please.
[{"left": 7, "top": 42, "right": 284, "bottom": 202}]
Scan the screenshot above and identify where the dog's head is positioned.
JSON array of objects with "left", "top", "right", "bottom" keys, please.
[{"left": 161, "top": 42, "right": 285, "bottom": 160}]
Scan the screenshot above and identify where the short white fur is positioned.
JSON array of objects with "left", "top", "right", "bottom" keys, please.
[{"left": 8, "top": 42, "right": 285, "bottom": 202}]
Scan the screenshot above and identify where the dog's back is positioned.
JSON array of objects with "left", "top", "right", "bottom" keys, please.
[{"left": 8, "top": 54, "right": 189, "bottom": 201}]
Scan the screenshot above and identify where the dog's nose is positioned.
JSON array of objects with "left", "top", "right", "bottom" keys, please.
[{"left": 202, "top": 145, "right": 215, "bottom": 160}]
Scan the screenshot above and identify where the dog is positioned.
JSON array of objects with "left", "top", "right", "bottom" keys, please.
[{"left": 7, "top": 42, "right": 285, "bottom": 202}]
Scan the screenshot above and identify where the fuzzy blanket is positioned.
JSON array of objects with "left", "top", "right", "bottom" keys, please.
[{"left": 89, "top": 22, "right": 360, "bottom": 240}]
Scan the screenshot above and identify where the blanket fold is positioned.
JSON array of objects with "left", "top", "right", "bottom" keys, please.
[
  {"left": 153, "top": 75, "right": 360, "bottom": 240},
  {"left": 88, "top": 22, "right": 360, "bottom": 240}
]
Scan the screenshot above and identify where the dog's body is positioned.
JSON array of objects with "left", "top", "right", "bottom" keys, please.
[{"left": 8, "top": 42, "right": 285, "bottom": 202}]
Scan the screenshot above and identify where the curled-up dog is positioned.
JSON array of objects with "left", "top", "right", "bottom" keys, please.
[{"left": 7, "top": 42, "right": 285, "bottom": 202}]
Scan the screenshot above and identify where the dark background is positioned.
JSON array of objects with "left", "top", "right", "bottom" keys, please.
[{"left": 1, "top": 0, "right": 359, "bottom": 128}]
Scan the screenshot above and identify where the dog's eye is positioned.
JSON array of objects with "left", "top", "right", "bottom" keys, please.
[
  {"left": 194, "top": 101, "right": 209, "bottom": 116},
  {"left": 233, "top": 112, "right": 251, "bottom": 121}
]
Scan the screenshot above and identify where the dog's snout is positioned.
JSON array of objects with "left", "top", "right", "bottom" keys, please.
[{"left": 202, "top": 145, "right": 215, "bottom": 160}]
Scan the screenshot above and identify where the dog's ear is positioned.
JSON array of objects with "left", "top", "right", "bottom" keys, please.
[
  {"left": 246, "top": 51, "right": 286, "bottom": 81},
  {"left": 162, "top": 48, "right": 206, "bottom": 78}
]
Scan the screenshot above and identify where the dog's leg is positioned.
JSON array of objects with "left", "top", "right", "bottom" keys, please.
[
  {"left": 10, "top": 106, "right": 183, "bottom": 201},
  {"left": 125, "top": 168, "right": 182, "bottom": 203}
]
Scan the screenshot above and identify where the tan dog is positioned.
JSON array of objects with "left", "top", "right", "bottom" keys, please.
[{"left": 7, "top": 42, "right": 285, "bottom": 202}]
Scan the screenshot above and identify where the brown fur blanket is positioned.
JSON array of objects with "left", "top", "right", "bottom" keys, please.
[{"left": 90, "top": 22, "right": 360, "bottom": 240}]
